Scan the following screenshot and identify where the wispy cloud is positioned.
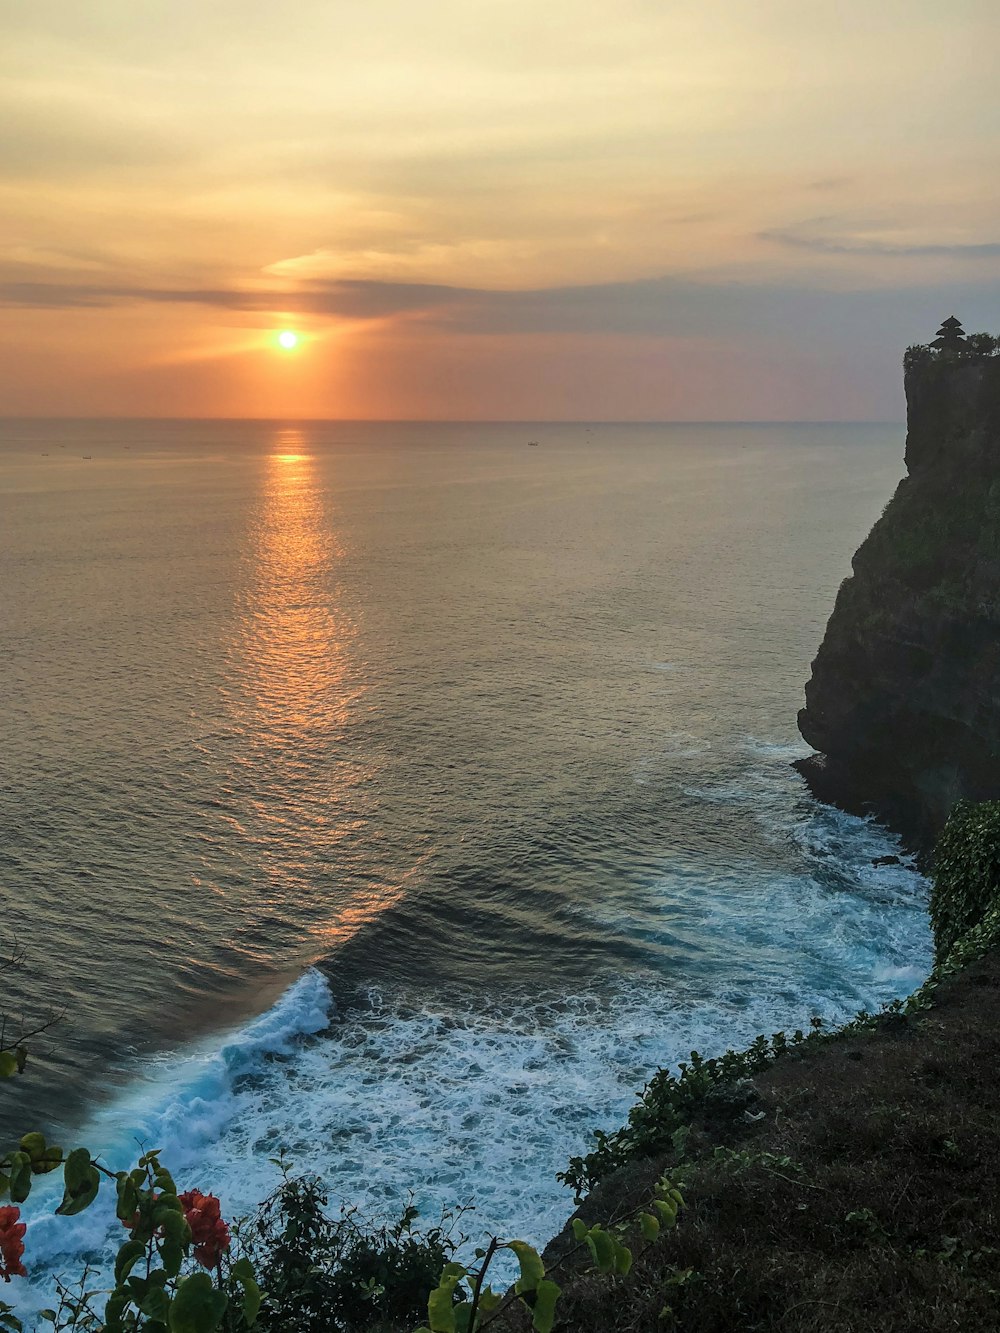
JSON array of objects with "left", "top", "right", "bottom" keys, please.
[
  {"left": 5, "top": 271, "right": 1000, "bottom": 350},
  {"left": 762, "top": 224, "right": 1000, "bottom": 259}
]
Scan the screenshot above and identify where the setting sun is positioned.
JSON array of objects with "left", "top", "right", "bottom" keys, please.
[{"left": 277, "top": 330, "right": 299, "bottom": 350}]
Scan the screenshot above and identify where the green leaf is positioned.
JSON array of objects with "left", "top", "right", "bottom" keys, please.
[
  {"left": 56, "top": 1148, "right": 100, "bottom": 1215},
  {"left": 19, "top": 1135, "right": 64, "bottom": 1175},
  {"left": 168, "top": 1274, "right": 228, "bottom": 1333},
  {"left": 571, "top": 1217, "right": 588, "bottom": 1241},
  {"left": 509, "top": 1240, "right": 545, "bottom": 1293},
  {"left": 115, "top": 1238, "right": 147, "bottom": 1286},
  {"left": 640, "top": 1212, "right": 660, "bottom": 1242},
  {"left": 529, "top": 1279, "right": 560, "bottom": 1333},
  {"left": 426, "top": 1261, "right": 466, "bottom": 1333},
  {"left": 242, "top": 1280, "right": 262, "bottom": 1328},
  {"left": 0, "top": 1053, "right": 18, "bottom": 1080},
  {"left": 478, "top": 1288, "right": 502, "bottom": 1314},
  {"left": 116, "top": 1174, "right": 140, "bottom": 1221},
  {"left": 104, "top": 1292, "right": 129, "bottom": 1333},
  {"left": 229, "top": 1259, "right": 254, "bottom": 1282},
  {"left": 154, "top": 1168, "right": 177, "bottom": 1195},
  {"left": 161, "top": 1238, "right": 184, "bottom": 1279},
  {"left": 229, "top": 1258, "right": 261, "bottom": 1327},
  {"left": 7, "top": 1154, "right": 31, "bottom": 1204},
  {"left": 613, "top": 1241, "right": 633, "bottom": 1275},
  {"left": 652, "top": 1199, "right": 678, "bottom": 1230},
  {"left": 453, "top": 1306, "right": 472, "bottom": 1333},
  {"left": 32, "top": 1148, "right": 63, "bottom": 1175},
  {"left": 426, "top": 1291, "right": 455, "bottom": 1333},
  {"left": 586, "top": 1227, "right": 615, "bottom": 1274},
  {"left": 157, "top": 1209, "right": 188, "bottom": 1241},
  {"left": 139, "top": 1288, "right": 172, "bottom": 1322},
  {"left": 130, "top": 1269, "right": 168, "bottom": 1303}
]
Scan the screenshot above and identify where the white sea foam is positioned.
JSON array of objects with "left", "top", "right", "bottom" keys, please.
[{"left": 17, "top": 834, "right": 931, "bottom": 1313}]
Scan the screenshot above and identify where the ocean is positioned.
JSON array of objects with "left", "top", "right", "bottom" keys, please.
[{"left": 0, "top": 418, "right": 930, "bottom": 1291}]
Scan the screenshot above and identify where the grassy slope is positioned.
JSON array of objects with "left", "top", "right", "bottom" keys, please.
[{"left": 496, "top": 952, "right": 1000, "bottom": 1332}]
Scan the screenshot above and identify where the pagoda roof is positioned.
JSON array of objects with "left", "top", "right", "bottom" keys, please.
[{"left": 939, "top": 316, "right": 964, "bottom": 328}]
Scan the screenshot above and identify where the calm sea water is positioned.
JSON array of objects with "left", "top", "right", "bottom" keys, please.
[{"left": 0, "top": 419, "right": 929, "bottom": 1288}]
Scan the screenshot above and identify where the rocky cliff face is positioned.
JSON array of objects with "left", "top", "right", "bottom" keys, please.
[{"left": 797, "top": 353, "right": 1000, "bottom": 849}]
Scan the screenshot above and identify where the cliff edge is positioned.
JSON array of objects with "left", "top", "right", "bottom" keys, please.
[{"left": 797, "top": 344, "right": 1000, "bottom": 848}]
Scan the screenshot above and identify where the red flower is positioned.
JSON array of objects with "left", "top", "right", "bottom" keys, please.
[
  {"left": 178, "top": 1191, "right": 230, "bottom": 1269},
  {"left": 0, "top": 1206, "right": 27, "bottom": 1281}
]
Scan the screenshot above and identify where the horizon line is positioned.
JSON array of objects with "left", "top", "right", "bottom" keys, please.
[{"left": 0, "top": 415, "right": 906, "bottom": 427}]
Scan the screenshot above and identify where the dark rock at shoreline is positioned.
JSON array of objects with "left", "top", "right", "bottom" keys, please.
[{"left": 797, "top": 354, "right": 1000, "bottom": 852}]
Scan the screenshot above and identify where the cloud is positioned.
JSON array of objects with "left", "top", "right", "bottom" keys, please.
[
  {"left": 762, "top": 224, "right": 1000, "bottom": 259},
  {"left": 5, "top": 270, "right": 1000, "bottom": 354}
]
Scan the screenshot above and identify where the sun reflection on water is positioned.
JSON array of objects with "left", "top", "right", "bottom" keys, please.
[
  {"left": 220, "top": 429, "right": 403, "bottom": 959},
  {"left": 244, "top": 434, "right": 350, "bottom": 738}
]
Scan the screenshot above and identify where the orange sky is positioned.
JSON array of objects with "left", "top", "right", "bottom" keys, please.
[{"left": 1, "top": 0, "right": 997, "bottom": 419}]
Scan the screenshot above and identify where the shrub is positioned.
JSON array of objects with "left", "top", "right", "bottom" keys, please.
[
  {"left": 558, "top": 1028, "right": 826, "bottom": 1197},
  {"left": 903, "top": 344, "right": 934, "bottom": 372},
  {"left": 929, "top": 800, "right": 1000, "bottom": 961},
  {"left": 414, "top": 1178, "right": 684, "bottom": 1333},
  {"left": 903, "top": 331, "right": 1000, "bottom": 371},
  {"left": 240, "top": 1176, "right": 462, "bottom": 1333},
  {"left": 964, "top": 332, "right": 1000, "bottom": 357}
]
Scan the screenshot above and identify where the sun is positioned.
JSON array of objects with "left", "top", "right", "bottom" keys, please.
[{"left": 277, "top": 330, "right": 299, "bottom": 350}]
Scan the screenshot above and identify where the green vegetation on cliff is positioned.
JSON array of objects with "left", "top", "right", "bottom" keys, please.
[{"left": 930, "top": 800, "right": 1000, "bottom": 961}]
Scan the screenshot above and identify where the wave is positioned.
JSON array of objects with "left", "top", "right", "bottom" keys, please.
[{"left": 16, "top": 835, "right": 931, "bottom": 1312}]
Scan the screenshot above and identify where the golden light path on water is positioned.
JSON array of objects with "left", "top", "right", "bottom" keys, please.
[{"left": 223, "top": 430, "right": 406, "bottom": 957}]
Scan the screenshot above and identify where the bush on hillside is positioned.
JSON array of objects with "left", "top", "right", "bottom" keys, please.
[
  {"left": 240, "top": 1176, "right": 462, "bottom": 1333},
  {"left": 930, "top": 800, "right": 1000, "bottom": 961}
]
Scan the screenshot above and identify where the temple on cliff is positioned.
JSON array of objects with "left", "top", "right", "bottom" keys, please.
[{"left": 931, "top": 316, "right": 967, "bottom": 350}]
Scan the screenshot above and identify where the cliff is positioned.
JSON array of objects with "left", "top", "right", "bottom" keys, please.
[{"left": 796, "top": 350, "right": 1000, "bottom": 849}]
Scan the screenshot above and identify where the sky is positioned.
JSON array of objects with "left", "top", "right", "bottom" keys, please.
[{"left": 1, "top": 0, "right": 997, "bottom": 420}]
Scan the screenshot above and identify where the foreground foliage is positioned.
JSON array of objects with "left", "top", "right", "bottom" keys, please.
[
  {"left": 241, "top": 1176, "right": 460, "bottom": 1333},
  {"left": 0, "top": 944, "right": 253, "bottom": 1333},
  {"left": 415, "top": 1179, "right": 683, "bottom": 1333},
  {"left": 0, "top": 1129, "right": 258, "bottom": 1333}
]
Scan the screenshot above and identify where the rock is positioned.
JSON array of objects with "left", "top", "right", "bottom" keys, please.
[
  {"left": 797, "top": 353, "right": 1000, "bottom": 851},
  {"left": 872, "top": 855, "right": 902, "bottom": 867}
]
